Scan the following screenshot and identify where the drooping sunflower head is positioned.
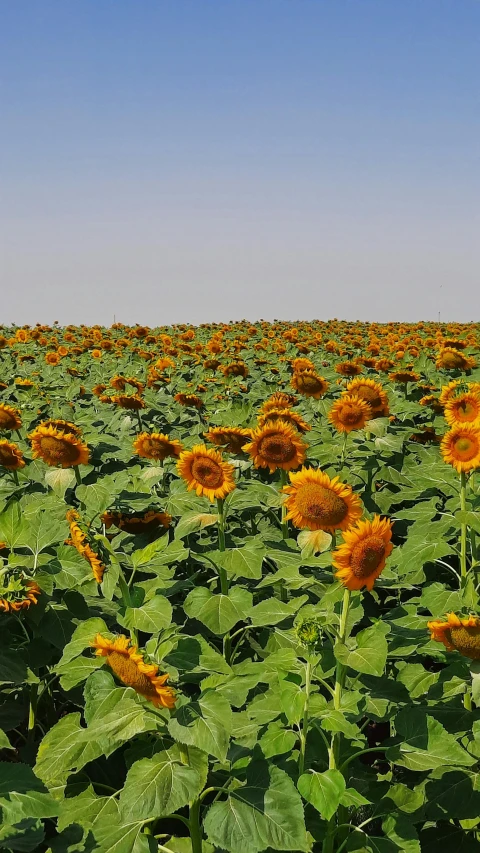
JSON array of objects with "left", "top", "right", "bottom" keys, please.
[
  {"left": 440, "top": 424, "right": 480, "bottom": 473},
  {"left": 101, "top": 509, "right": 172, "bottom": 534},
  {"left": 0, "top": 575, "right": 40, "bottom": 613},
  {"left": 283, "top": 467, "right": 363, "bottom": 532},
  {"left": 29, "top": 425, "right": 90, "bottom": 468},
  {"left": 177, "top": 444, "right": 236, "bottom": 501},
  {"left": 444, "top": 392, "right": 480, "bottom": 427},
  {"left": 66, "top": 510, "right": 105, "bottom": 583},
  {"left": 204, "top": 426, "right": 253, "bottom": 454},
  {"left": 427, "top": 613, "right": 480, "bottom": 660},
  {"left": 133, "top": 432, "right": 183, "bottom": 461},
  {"left": 328, "top": 395, "right": 373, "bottom": 434},
  {"left": 45, "top": 352, "right": 61, "bottom": 366},
  {"left": 111, "top": 394, "right": 145, "bottom": 410},
  {"left": 174, "top": 393, "right": 203, "bottom": 409},
  {"left": 389, "top": 370, "right": 420, "bottom": 384},
  {"left": 332, "top": 515, "right": 394, "bottom": 591},
  {"left": 344, "top": 377, "right": 389, "bottom": 416},
  {"left": 419, "top": 394, "right": 444, "bottom": 414},
  {"left": 436, "top": 348, "right": 476, "bottom": 371},
  {"left": 0, "top": 404, "right": 22, "bottom": 432},
  {"left": 91, "top": 634, "right": 176, "bottom": 708},
  {"left": 0, "top": 439, "right": 25, "bottom": 470},
  {"left": 292, "top": 370, "right": 329, "bottom": 399},
  {"left": 243, "top": 419, "right": 307, "bottom": 473}
]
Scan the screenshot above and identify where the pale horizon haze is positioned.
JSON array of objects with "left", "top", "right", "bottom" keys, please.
[{"left": 1, "top": 1, "right": 479, "bottom": 326}]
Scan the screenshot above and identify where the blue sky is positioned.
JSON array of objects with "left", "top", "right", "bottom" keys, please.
[{"left": 1, "top": 1, "right": 479, "bottom": 325}]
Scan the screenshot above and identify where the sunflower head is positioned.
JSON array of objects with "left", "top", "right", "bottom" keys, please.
[
  {"left": 0, "top": 404, "right": 22, "bottom": 432},
  {"left": 436, "top": 348, "right": 476, "bottom": 371},
  {"left": 333, "top": 515, "right": 394, "bottom": 591},
  {"left": 0, "top": 439, "right": 25, "bottom": 470},
  {"left": 292, "top": 370, "right": 329, "bottom": 399},
  {"left": 444, "top": 392, "right": 480, "bottom": 427},
  {"left": 257, "top": 408, "right": 311, "bottom": 433},
  {"left": 335, "top": 361, "right": 362, "bottom": 377},
  {"left": 133, "top": 432, "right": 183, "bottom": 461},
  {"left": 295, "top": 617, "right": 322, "bottom": 649},
  {"left": 91, "top": 634, "right": 176, "bottom": 708},
  {"left": 29, "top": 425, "right": 90, "bottom": 468},
  {"left": 283, "top": 467, "right": 363, "bottom": 532},
  {"left": 0, "top": 574, "right": 40, "bottom": 613},
  {"left": 344, "top": 377, "right": 389, "bottom": 416},
  {"left": 428, "top": 613, "right": 480, "bottom": 660},
  {"left": 260, "top": 393, "right": 298, "bottom": 413},
  {"left": 39, "top": 419, "right": 82, "bottom": 436},
  {"left": 177, "top": 444, "right": 236, "bottom": 502},
  {"left": 440, "top": 424, "right": 480, "bottom": 473},
  {"left": 243, "top": 419, "right": 307, "bottom": 473},
  {"left": 174, "top": 393, "right": 203, "bottom": 409},
  {"left": 328, "top": 395, "right": 373, "bottom": 434},
  {"left": 204, "top": 426, "right": 253, "bottom": 454},
  {"left": 111, "top": 394, "right": 145, "bottom": 410},
  {"left": 101, "top": 509, "right": 171, "bottom": 534}
]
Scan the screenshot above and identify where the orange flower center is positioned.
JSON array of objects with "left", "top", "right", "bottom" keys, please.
[
  {"left": 107, "top": 651, "right": 159, "bottom": 698},
  {"left": 39, "top": 435, "right": 80, "bottom": 464},
  {"left": 453, "top": 436, "right": 478, "bottom": 460},
  {"left": 191, "top": 456, "right": 224, "bottom": 488},
  {"left": 350, "top": 535, "right": 386, "bottom": 578},
  {"left": 447, "top": 626, "right": 480, "bottom": 659},
  {"left": 257, "top": 434, "right": 297, "bottom": 463},
  {"left": 295, "top": 484, "right": 348, "bottom": 527}
]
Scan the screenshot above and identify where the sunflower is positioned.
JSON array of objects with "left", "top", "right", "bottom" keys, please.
[
  {"left": 66, "top": 509, "right": 106, "bottom": 583},
  {"left": 444, "top": 392, "right": 480, "bottom": 427},
  {"left": 174, "top": 393, "right": 203, "bottom": 408},
  {"left": 409, "top": 427, "right": 441, "bottom": 445},
  {"left": 39, "top": 419, "right": 83, "bottom": 436},
  {"left": 436, "top": 348, "right": 476, "bottom": 371},
  {"left": 335, "top": 361, "right": 362, "bottom": 377},
  {"left": 92, "top": 384, "right": 107, "bottom": 397},
  {"left": 328, "top": 395, "right": 373, "bottom": 433},
  {"left": 91, "top": 634, "right": 176, "bottom": 708},
  {"left": 344, "top": 377, "right": 389, "bottom": 417},
  {"left": 419, "top": 394, "right": 444, "bottom": 414},
  {"left": 204, "top": 426, "right": 252, "bottom": 454},
  {"left": 177, "top": 444, "right": 236, "bottom": 501},
  {"left": 15, "top": 378, "right": 35, "bottom": 388},
  {"left": 133, "top": 432, "right": 183, "bottom": 461},
  {"left": 440, "top": 424, "right": 480, "bottom": 472},
  {"left": 45, "top": 352, "right": 60, "bottom": 365},
  {"left": 258, "top": 408, "right": 311, "bottom": 434},
  {"left": 29, "top": 425, "right": 90, "bottom": 468},
  {"left": 291, "top": 370, "right": 329, "bottom": 399},
  {"left": 0, "top": 578, "right": 40, "bottom": 613},
  {"left": 283, "top": 467, "right": 363, "bottom": 531},
  {"left": 101, "top": 509, "right": 172, "bottom": 534},
  {"left": 260, "top": 393, "right": 298, "bottom": 412},
  {"left": 0, "top": 404, "right": 22, "bottom": 432},
  {"left": 243, "top": 420, "right": 307, "bottom": 473},
  {"left": 332, "top": 515, "right": 394, "bottom": 591},
  {"left": 389, "top": 370, "right": 420, "bottom": 384},
  {"left": 222, "top": 362, "right": 249, "bottom": 378},
  {"left": 427, "top": 613, "right": 480, "bottom": 660},
  {"left": 0, "top": 439, "right": 25, "bottom": 470},
  {"left": 291, "top": 357, "right": 315, "bottom": 373},
  {"left": 111, "top": 394, "right": 145, "bottom": 410}
]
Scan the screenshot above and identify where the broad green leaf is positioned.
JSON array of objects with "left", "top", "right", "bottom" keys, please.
[
  {"left": 335, "top": 622, "right": 389, "bottom": 676},
  {"left": 215, "top": 537, "right": 266, "bottom": 579},
  {"left": 0, "top": 500, "right": 24, "bottom": 547},
  {"left": 119, "top": 745, "right": 207, "bottom": 821},
  {"left": 298, "top": 769, "right": 346, "bottom": 821},
  {"left": 121, "top": 595, "right": 172, "bottom": 633},
  {"left": 168, "top": 691, "right": 232, "bottom": 761},
  {"left": 174, "top": 511, "right": 219, "bottom": 540},
  {"left": 250, "top": 595, "right": 307, "bottom": 627},
  {"left": 57, "top": 617, "right": 108, "bottom": 665},
  {"left": 259, "top": 722, "right": 296, "bottom": 758},
  {"left": 387, "top": 708, "right": 475, "bottom": 771},
  {"left": 0, "top": 762, "right": 60, "bottom": 822},
  {"left": 44, "top": 468, "right": 76, "bottom": 496},
  {"left": 184, "top": 586, "right": 252, "bottom": 635},
  {"left": 91, "top": 820, "right": 156, "bottom": 853}
]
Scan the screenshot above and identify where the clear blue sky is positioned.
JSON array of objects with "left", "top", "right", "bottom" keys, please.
[{"left": 1, "top": 1, "right": 479, "bottom": 325}]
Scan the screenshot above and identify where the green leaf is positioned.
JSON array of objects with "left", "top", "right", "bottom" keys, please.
[
  {"left": 0, "top": 818, "right": 45, "bottom": 852},
  {"left": 0, "top": 762, "right": 60, "bottom": 822},
  {"left": 0, "top": 728, "right": 13, "bottom": 749},
  {"left": 76, "top": 483, "right": 111, "bottom": 514},
  {"left": 215, "top": 537, "right": 266, "bottom": 579},
  {"left": 119, "top": 745, "right": 207, "bottom": 821},
  {"left": 335, "top": 622, "right": 389, "bottom": 676},
  {"left": 57, "top": 617, "right": 108, "bottom": 665},
  {"left": 168, "top": 691, "right": 232, "bottom": 761},
  {"left": 387, "top": 708, "right": 476, "bottom": 771},
  {"left": 44, "top": 468, "right": 76, "bottom": 496},
  {"left": 204, "top": 761, "right": 308, "bottom": 853},
  {"left": 0, "top": 500, "right": 24, "bottom": 548},
  {"left": 91, "top": 820, "right": 156, "bottom": 853},
  {"left": 259, "top": 722, "right": 296, "bottom": 758},
  {"left": 250, "top": 595, "right": 307, "bottom": 627},
  {"left": 298, "top": 769, "right": 346, "bottom": 821},
  {"left": 121, "top": 595, "right": 173, "bottom": 633},
  {"left": 184, "top": 586, "right": 252, "bottom": 635},
  {"left": 174, "top": 511, "right": 219, "bottom": 539},
  {"left": 56, "top": 655, "right": 105, "bottom": 691}
]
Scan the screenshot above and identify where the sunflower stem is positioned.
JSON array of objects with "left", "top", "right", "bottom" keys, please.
[
  {"left": 216, "top": 498, "right": 232, "bottom": 664},
  {"left": 189, "top": 797, "right": 203, "bottom": 853},
  {"left": 118, "top": 571, "right": 138, "bottom": 646},
  {"left": 12, "top": 470, "right": 19, "bottom": 486},
  {"left": 298, "top": 657, "right": 313, "bottom": 775},
  {"left": 136, "top": 410, "right": 143, "bottom": 432},
  {"left": 74, "top": 466, "right": 82, "bottom": 485},
  {"left": 460, "top": 471, "right": 468, "bottom": 581}
]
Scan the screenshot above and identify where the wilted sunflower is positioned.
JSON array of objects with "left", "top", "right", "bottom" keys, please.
[
  {"left": 92, "top": 384, "right": 107, "bottom": 397},
  {"left": 441, "top": 424, "right": 480, "bottom": 473},
  {"left": 110, "top": 394, "right": 145, "bottom": 410},
  {"left": 0, "top": 439, "right": 25, "bottom": 470},
  {"left": 101, "top": 509, "right": 171, "bottom": 534},
  {"left": 204, "top": 426, "right": 252, "bottom": 454},
  {"left": 444, "top": 392, "right": 480, "bottom": 427},
  {"left": 292, "top": 370, "right": 329, "bottom": 399},
  {"left": 91, "top": 634, "right": 176, "bottom": 708},
  {"left": 427, "top": 613, "right": 480, "bottom": 660},
  {"left": 133, "top": 432, "right": 183, "bottom": 461},
  {"left": 29, "top": 425, "right": 89, "bottom": 468},
  {"left": 0, "top": 577, "right": 40, "bottom": 613},
  {"left": 332, "top": 515, "right": 394, "bottom": 591},
  {"left": 0, "top": 404, "right": 22, "bottom": 432},
  {"left": 174, "top": 393, "right": 203, "bottom": 409},
  {"left": 177, "top": 444, "right": 236, "bottom": 501},
  {"left": 66, "top": 509, "right": 106, "bottom": 583},
  {"left": 244, "top": 419, "right": 307, "bottom": 473},
  {"left": 328, "top": 395, "right": 373, "bottom": 434},
  {"left": 222, "top": 362, "right": 249, "bottom": 378},
  {"left": 283, "top": 467, "right": 363, "bottom": 531},
  {"left": 436, "top": 348, "right": 476, "bottom": 371},
  {"left": 344, "top": 377, "right": 389, "bottom": 417},
  {"left": 409, "top": 427, "right": 441, "bottom": 445},
  {"left": 258, "top": 408, "right": 311, "bottom": 434}
]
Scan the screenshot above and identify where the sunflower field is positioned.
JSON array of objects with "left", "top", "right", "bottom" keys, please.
[{"left": 2, "top": 320, "right": 480, "bottom": 853}]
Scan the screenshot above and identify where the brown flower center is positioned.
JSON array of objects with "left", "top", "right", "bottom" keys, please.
[
  {"left": 442, "top": 352, "right": 464, "bottom": 368},
  {"left": 295, "top": 484, "right": 348, "bottom": 526},
  {"left": 453, "top": 437, "right": 478, "bottom": 460},
  {"left": 0, "top": 446, "right": 16, "bottom": 466},
  {"left": 39, "top": 435, "right": 80, "bottom": 464},
  {"left": 338, "top": 404, "right": 365, "bottom": 426},
  {"left": 298, "top": 375, "right": 323, "bottom": 393},
  {"left": 191, "top": 456, "right": 224, "bottom": 488},
  {"left": 352, "top": 385, "right": 381, "bottom": 408},
  {"left": 447, "top": 626, "right": 480, "bottom": 660},
  {"left": 0, "top": 411, "right": 16, "bottom": 429},
  {"left": 350, "top": 535, "right": 386, "bottom": 578},
  {"left": 258, "top": 434, "right": 297, "bottom": 463},
  {"left": 107, "top": 651, "right": 158, "bottom": 698},
  {"left": 455, "top": 401, "right": 478, "bottom": 421}
]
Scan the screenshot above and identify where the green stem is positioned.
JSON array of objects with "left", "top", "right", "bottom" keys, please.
[
  {"left": 136, "top": 410, "right": 143, "bottom": 432},
  {"left": 27, "top": 683, "right": 38, "bottom": 744},
  {"left": 189, "top": 797, "right": 203, "bottom": 853},
  {"left": 460, "top": 471, "right": 468, "bottom": 581},
  {"left": 217, "top": 498, "right": 232, "bottom": 664},
  {"left": 74, "top": 465, "right": 82, "bottom": 485},
  {"left": 298, "top": 658, "right": 313, "bottom": 775},
  {"left": 118, "top": 571, "right": 138, "bottom": 645},
  {"left": 12, "top": 470, "right": 19, "bottom": 486}
]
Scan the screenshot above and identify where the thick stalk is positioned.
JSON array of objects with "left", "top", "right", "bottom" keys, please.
[
  {"left": 298, "top": 658, "right": 312, "bottom": 775},
  {"left": 217, "top": 499, "right": 231, "bottom": 664},
  {"left": 74, "top": 465, "right": 82, "bottom": 485},
  {"left": 189, "top": 797, "right": 203, "bottom": 853},
  {"left": 460, "top": 471, "right": 468, "bottom": 581}
]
